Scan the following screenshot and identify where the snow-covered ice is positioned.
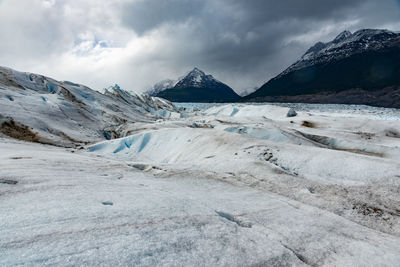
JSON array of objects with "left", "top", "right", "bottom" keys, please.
[
  {"left": 1, "top": 100, "right": 400, "bottom": 266},
  {"left": 0, "top": 66, "right": 178, "bottom": 147}
]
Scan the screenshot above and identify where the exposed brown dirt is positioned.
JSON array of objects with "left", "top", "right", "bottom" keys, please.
[
  {"left": 0, "top": 120, "right": 39, "bottom": 142},
  {"left": 301, "top": 121, "right": 317, "bottom": 128},
  {"left": 0, "top": 69, "right": 25, "bottom": 90}
]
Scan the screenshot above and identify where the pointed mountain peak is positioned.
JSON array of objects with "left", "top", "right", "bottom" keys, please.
[
  {"left": 191, "top": 67, "right": 204, "bottom": 73},
  {"left": 187, "top": 67, "right": 207, "bottom": 78},
  {"left": 155, "top": 67, "right": 240, "bottom": 102},
  {"left": 176, "top": 67, "right": 216, "bottom": 88}
]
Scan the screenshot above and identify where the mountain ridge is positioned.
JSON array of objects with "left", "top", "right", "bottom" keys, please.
[
  {"left": 279, "top": 29, "right": 399, "bottom": 77},
  {"left": 154, "top": 68, "right": 240, "bottom": 102},
  {"left": 245, "top": 28, "right": 400, "bottom": 108}
]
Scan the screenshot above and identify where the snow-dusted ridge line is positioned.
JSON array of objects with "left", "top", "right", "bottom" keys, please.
[
  {"left": 148, "top": 67, "right": 230, "bottom": 93},
  {"left": 174, "top": 67, "right": 223, "bottom": 89},
  {"left": 150, "top": 67, "right": 240, "bottom": 102},
  {"left": 279, "top": 28, "right": 400, "bottom": 77}
]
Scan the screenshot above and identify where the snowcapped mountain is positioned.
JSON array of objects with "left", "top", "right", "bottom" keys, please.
[
  {"left": 0, "top": 66, "right": 177, "bottom": 147},
  {"left": 280, "top": 29, "right": 400, "bottom": 77},
  {"left": 146, "top": 79, "right": 177, "bottom": 96},
  {"left": 245, "top": 29, "right": 400, "bottom": 108},
  {"left": 155, "top": 68, "right": 240, "bottom": 102},
  {"left": 173, "top": 67, "right": 219, "bottom": 89}
]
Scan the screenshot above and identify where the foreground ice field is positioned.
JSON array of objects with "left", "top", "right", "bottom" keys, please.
[{"left": 1, "top": 103, "right": 400, "bottom": 266}]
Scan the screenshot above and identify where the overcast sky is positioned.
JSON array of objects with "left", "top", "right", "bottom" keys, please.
[{"left": 1, "top": 0, "right": 400, "bottom": 94}]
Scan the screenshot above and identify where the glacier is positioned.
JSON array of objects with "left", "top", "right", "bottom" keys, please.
[{"left": 1, "top": 68, "right": 400, "bottom": 266}]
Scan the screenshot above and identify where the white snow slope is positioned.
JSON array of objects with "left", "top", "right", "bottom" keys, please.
[
  {"left": 1, "top": 102, "right": 400, "bottom": 266},
  {"left": 0, "top": 66, "right": 178, "bottom": 147}
]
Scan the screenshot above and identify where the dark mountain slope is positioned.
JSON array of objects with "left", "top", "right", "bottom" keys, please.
[
  {"left": 245, "top": 29, "right": 400, "bottom": 108},
  {"left": 155, "top": 68, "right": 240, "bottom": 102}
]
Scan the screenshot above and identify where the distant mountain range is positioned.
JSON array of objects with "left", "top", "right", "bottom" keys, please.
[
  {"left": 149, "top": 68, "right": 240, "bottom": 103},
  {"left": 244, "top": 29, "right": 400, "bottom": 108},
  {"left": 148, "top": 29, "right": 400, "bottom": 107}
]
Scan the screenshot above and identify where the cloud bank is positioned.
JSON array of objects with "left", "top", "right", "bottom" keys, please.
[{"left": 1, "top": 0, "right": 399, "bottom": 94}]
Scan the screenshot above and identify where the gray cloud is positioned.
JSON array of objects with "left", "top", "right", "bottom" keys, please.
[
  {"left": 0, "top": 0, "right": 399, "bottom": 94},
  {"left": 121, "top": 0, "right": 205, "bottom": 34}
]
